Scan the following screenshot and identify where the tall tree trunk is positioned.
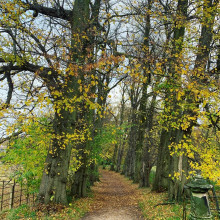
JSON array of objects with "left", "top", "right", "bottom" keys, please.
[
  {"left": 153, "top": 129, "right": 171, "bottom": 192},
  {"left": 154, "top": 0, "right": 219, "bottom": 201},
  {"left": 116, "top": 142, "right": 125, "bottom": 172},
  {"left": 69, "top": 0, "right": 104, "bottom": 197},
  {"left": 116, "top": 84, "right": 127, "bottom": 173},
  {"left": 38, "top": 110, "right": 74, "bottom": 204},
  {"left": 139, "top": 94, "right": 156, "bottom": 187},
  {"left": 123, "top": 83, "right": 139, "bottom": 179},
  {"left": 110, "top": 144, "right": 118, "bottom": 171},
  {"left": 71, "top": 147, "right": 88, "bottom": 198},
  {"left": 153, "top": 0, "right": 189, "bottom": 201},
  {"left": 135, "top": 0, "right": 154, "bottom": 187},
  {"left": 168, "top": 0, "right": 219, "bottom": 201},
  {"left": 124, "top": 107, "right": 138, "bottom": 179}
]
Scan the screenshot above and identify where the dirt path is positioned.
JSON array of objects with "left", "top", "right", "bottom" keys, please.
[{"left": 81, "top": 169, "right": 144, "bottom": 220}]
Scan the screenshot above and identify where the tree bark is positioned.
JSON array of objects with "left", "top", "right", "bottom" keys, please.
[
  {"left": 123, "top": 107, "right": 138, "bottom": 180},
  {"left": 153, "top": 0, "right": 188, "bottom": 200},
  {"left": 38, "top": 110, "right": 74, "bottom": 204},
  {"left": 116, "top": 143, "right": 125, "bottom": 173},
  {"left": 71, "top": 148, "right": 88, "bottom": 198},
  {"left": 139, "top": 94, "right": 156, "bottom": 187},
  {"left": 110, "top": 144, "right": 118, "bottom": 171}
]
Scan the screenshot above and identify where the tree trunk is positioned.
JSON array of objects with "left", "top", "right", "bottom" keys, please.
[
  {"left": 38, "top": 147, "right": 71, "bottom": 204},
  {"left": 71, "top": 159, "right": 88, "bottom": 198},
  {"left": 88, "top": 161, "right": 100, "bottom": 186},
  {"left": 139, "top": 93, "right": 156, "bottom": 187},
  {"left": 123, "top": 88, "right": 139, "bottom": 179},
  {"left": 110, "top": 144, "right": 118, "bottom": 171},
  {"left": 116, "top": 144, "right": 124, "bottom": 172},
  {"left": 153, "top": 129, "right": 171, "bottom": 192},
  {"left": 167, "top": 129, "right": 189, "bottom": 201},
  {"left": 139, "top": 160, "right": 151, "bottom": 188},
  {"left": 168, "top": 153, "right": 188, "bottom": 201},
  {"left": 153, "top": 0, "right": 189, "bottom": 200},
  {"left": 38, "top": 111, "right": 74, "bottom": 204},
  {"left": 124, "top": 119, "right": 138, "bottom": 180}
]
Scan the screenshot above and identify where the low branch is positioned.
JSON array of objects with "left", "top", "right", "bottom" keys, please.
[
  {"left": 107, "top": 73, "right": 128, "bottom": 92},
  {"left": 0, "top": 58, "right": 6, "bottom": 63},
  {"left": 0, "top": 130, "right": 24, "bottom": 145},
  {"left": 22, "top": 1, "right": 72, "bottom": 21},
  {"left": 154, "top": 202, "right": 175, "bottom": 207},
  {"left": 5, "top": 70, "right": 13, "bottom": 107}
]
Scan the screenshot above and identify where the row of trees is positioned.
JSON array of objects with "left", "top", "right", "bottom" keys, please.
[
  {"left": 0, "top": 0, "right": 219, "bottom": 205},
  {"left": 110, "top": 0, "right": 220, "bottom": 201}
]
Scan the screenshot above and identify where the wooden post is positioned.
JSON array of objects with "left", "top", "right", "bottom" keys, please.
[
  {"left": 9, "top": 180, "right": 15, "bottom": 209},
  {"left": 1, "top": 181, "right": 4, "bottom": 211},
  {"left": 26, "top": 185, "right": 29, "bottom": 205},
  {"left": 19, "top": 182, "right": 22, "bottom": 206}
]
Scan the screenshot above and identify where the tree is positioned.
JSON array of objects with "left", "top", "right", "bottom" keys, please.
[
  {"left": 0, "top": 0, "right": 116, "bottom": 204},
  {"left": 153, "top": 0, "right": 219, "bottom": 200},
  {"left": 3, "top": 117, "right": 52, "bottom": 192}
]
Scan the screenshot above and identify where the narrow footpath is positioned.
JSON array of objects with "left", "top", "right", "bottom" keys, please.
[{"left": 81, "top": 169, "right": 144, "bottom": 220}]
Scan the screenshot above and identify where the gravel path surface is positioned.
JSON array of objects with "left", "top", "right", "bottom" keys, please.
[{"left": 81, "top": 169, "right": 144, "bottom": 220}]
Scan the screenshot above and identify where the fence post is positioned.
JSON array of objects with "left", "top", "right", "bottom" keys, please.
[
  {"left": 19, "top": 182, "right": 22, "bottom": 206},
  {"left": 9, "top": 180, "right": 15, "bottom": 209},
  {"left": 26, "top": 185, "right": 29, "bottom": 205},
  {"left": 1, "top": 180, "right": 4, "bottom": 211}
]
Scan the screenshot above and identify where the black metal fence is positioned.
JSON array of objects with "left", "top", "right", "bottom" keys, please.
[{"left": 0, "top": 177, "right": 36, "bottom": 211}]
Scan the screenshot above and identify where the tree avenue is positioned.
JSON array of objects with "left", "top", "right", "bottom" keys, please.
[{"left": 0, "top": 0, "right": 219, "bottom": 207}]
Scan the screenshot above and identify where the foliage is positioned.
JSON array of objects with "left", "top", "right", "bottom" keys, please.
[
  {"left": 0, "top": 197, "right": 93, "bottom": 220},
  {"left": 2, "top": 117, "right": 52, "bottom": 192},
  {"left": 139, "top": 189, "right": 185, "bottom": 220},
  {"left": 3, "top": 205, "right": 36, "bottom": 220},
  {"left": 97, "top": 123, "right": 128, "bottom": 163},
  {"left": 190, "top": 127, "right": 220, "bottom": 184}
]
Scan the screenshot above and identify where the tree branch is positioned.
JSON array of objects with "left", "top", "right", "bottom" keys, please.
[
  {"left": 0, "top": 130, "right": 23, "bottom": 145},
  {"left": 107, "top": 73, "right": 128, "bottom": 92},
  {"left": 5, "top": 70, "right": 13, "bottom": 107},
  {"left": 21, "top": 0, "right": 72, "bottom": 21}
]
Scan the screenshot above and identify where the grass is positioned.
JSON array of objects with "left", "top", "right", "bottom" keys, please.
[
  {"left": 138, "top": 188, "right": 189, "bottom": 220},
  {"left": 0, "top": 195, "right": 93, "bottom": 220},
  {"left": 4, "top": 205, "right": 36, "bottom": 220},
  {"left": 138, "top": 169, "right": 220, "bottom": 220},
  {"left": 137, "top": 168, "right": 187, "bottom": 220}
]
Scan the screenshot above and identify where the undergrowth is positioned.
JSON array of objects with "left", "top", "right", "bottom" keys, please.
[{"left": 0, "top": 196, "right": 93, "bottom": 220}]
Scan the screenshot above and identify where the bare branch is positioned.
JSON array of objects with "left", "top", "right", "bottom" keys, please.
[
  {"left": 21, "top": 1, "right": 72, "bottom": 21},
  {"left": 5, "top": 70, "right": 13, "bottom": 107},
  {"left": 0, "top": 130, "right": 23, "bottom": 145}
]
